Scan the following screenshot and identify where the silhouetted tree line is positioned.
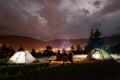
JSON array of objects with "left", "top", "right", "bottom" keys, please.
[
  {"left": 0, "top": 43, "right": 85, "bottom": 59},
  {"left": 17, "top": 45, "right": 55, "bottom": 58},
  {"left": 68, "top": 45, "right": 85, "bottom": 54},
  {"left": 30, "top": 44, "right": 87, "bottom": 57},
  {"left": 30, "top": 45, "right": 55, "bottom": 58},
  {"left": 0, "top": 44, "right": 15, "bottom": 58}
]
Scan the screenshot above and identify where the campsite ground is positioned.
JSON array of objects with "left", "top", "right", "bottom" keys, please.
[{"left": 1, "top": 60, "right": 120, "bottom": 80}]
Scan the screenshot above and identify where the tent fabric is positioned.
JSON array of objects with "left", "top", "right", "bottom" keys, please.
[
  {"left": 8, "top": 51, "right": 36, "bottom": 64},
  {"left": 86, "top": 48, "right": 113, "bottom": 61}
]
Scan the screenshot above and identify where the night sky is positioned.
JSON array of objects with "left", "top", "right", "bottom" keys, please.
[{"left": 0, "top": 0, "right": 120, "bottom": 41}]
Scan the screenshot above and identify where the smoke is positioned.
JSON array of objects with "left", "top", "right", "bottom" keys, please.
[{"left": 60, "top": 40, "right": 72, "bottom": 53}]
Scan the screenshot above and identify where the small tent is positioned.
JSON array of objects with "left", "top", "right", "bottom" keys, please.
[
  {"left": 86, "top": 48, "right": 113, "bottom": 61},
  {"left": 8, "top": 50, "right": 36, "bottom": 64}
]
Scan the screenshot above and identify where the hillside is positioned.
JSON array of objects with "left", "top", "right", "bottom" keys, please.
[
  {"left": 0, "top": 36, "right": 88, "bottom": 50},
  {"left": 0, "top": 35, "right": 45, "bottom": 50},
  {"left": 0, "top": 35, "right": 120, "bottom": 51}
]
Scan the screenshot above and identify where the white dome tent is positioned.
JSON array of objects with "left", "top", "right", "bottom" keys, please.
[{"left": 8, "top": 50, "right": 36, "bottom": 64}]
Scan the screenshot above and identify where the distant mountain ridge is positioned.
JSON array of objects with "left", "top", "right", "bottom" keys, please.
[
  {"left": 0, "top": 35, "right": 120, "bottom": 51},
  {"left": 0, "top": 35, "right": 45, "bottom": 50}
]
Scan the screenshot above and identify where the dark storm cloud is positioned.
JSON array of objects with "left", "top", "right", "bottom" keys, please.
[
  {"left": 97, "top": 10, "right": 120, "bottom": 36},
  {"left": 117, "top": 27, "right": 120, "bottom": 30},
  {"left": 90, "top": 22, "right": 102, "bottom": 30},
  {"left": 40, "top": 4, "right": 65, "bottom": 29},
  {"left": 93, "top": 0, "right": 102, "bottom": 8},
  {"left": 100, "top": 0, "right": 120, "bottom": 15},
  {"left": 0, "top": 0, "right": 120, "bottom": 40},
  {"left": 0, "top": 0, "right": 48, "bottom": 38}
]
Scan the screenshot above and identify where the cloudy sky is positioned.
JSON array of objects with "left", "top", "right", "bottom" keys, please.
[{"left": 0, "top": 0, "right": 120, "bottom": 41}]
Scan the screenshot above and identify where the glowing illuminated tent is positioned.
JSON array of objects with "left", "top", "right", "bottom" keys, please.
[
  {"left": 8, "top": 50, "right": 36, "bottom": 64},
  {"left": 86, "top": 48, "right": 113, "bottom": 61}
]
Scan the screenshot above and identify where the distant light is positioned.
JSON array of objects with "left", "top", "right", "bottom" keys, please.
[
  {"left": 53, "top": 48, "right": 59, "bottom": 52},
  {"left": 66, "top": 48, "right": 70, "bottom": 51},
  {"left": 50, "top": 61, "right": 71, "bottom": 64}
]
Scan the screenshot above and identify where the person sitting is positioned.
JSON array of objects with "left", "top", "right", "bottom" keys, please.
[{"left": 67, "top": 51, "right": 73, "bottom": 63}]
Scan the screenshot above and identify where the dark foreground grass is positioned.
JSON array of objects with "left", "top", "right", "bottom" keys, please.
[{"left": 1, "top": 61, "right": 120, "bottom": 80}]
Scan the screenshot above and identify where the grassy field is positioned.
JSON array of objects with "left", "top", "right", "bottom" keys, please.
[{"left": 0, "top": 61, "right": 120, "bottom": 80}]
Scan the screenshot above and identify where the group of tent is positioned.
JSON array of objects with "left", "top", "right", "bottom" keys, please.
[{"left": 7, "top": 48, "right": 114, "bottom": 64}]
